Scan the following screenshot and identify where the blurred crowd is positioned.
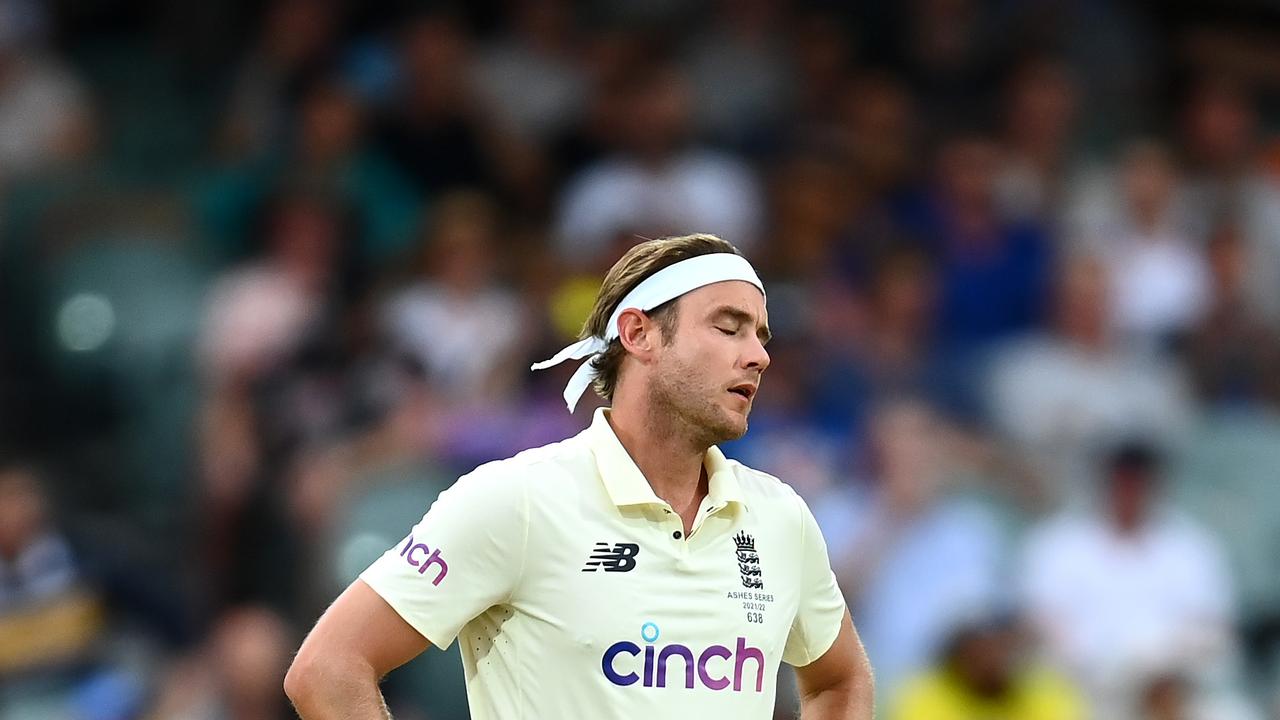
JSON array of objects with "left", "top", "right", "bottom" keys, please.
[{"left": 4, "top": 0, "right": 1280, "bottom": 718}]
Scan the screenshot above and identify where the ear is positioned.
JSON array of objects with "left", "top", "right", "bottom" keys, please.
[{"left": 616, "top": 308, "right": 659, "bottom": 361}]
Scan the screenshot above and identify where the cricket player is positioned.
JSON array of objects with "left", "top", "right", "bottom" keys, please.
[{"left": 285, "top": 234, "right": 874, "bottom": 718}]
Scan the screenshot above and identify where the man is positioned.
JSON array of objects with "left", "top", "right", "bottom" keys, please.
[
  {"left": 285, "top": 234, "right": 875, "bottom": 718},
  {"left": 1019, "top": 440, "right": 1237, "bottom": 720},
  {"left": 888, "top": 613, "right": 1084, "bottom": 720}
]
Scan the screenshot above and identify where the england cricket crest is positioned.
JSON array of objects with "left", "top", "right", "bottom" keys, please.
[{"left": 734, "top": 531, "right": 764, "bottom": 590}]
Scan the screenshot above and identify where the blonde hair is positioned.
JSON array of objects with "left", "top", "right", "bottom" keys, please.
[{"left": 581, "top": 234, "right": 742, "bottom": 402}]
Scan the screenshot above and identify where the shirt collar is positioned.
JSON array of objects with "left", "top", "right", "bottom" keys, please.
[{"left": 586, "top": 407, "right": 747, "bottom": 510}]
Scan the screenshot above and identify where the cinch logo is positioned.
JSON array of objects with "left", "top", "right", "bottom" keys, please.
[
  {"left": 601, "top": 622, "right": 765, "bottom": 693},
  {"left": 398, "top": 535, "right": 449, "bottom": 586}
]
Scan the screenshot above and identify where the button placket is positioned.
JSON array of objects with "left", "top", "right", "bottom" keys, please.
[{"left": 660, "top": 507, "right": 688, "bottom": 554}]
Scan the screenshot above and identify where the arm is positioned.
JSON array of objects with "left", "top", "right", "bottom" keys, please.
[
  {"left": 284, "top": 580, "right": 431, "bottom": 719},
  {"left": 794, "top": 610, "right": 874, "bottom": 720}
]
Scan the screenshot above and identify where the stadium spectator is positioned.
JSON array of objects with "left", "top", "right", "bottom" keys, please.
[
  {"left": 0, "top": 0, "right": 92, "bottom": 182},
  {"left": 201, "top": 74, "right": 420, "bottom": 267},
  {"left": 995, "top": 57, "right": 1080, "bottom": 228},
  {"left": 1077, "top": 140, "right": 1211, "bottom": 351},
  {"left": 814, "top": 397, "right": 1005, "bottom": 695},
  {"left": 888, "top": 614, "right": 1085, "bottom": 720},
  {"left": 472, "top": 0, "right": 585, "bottom": 144},
  {"left": 1179, "top": 75, "right": 1280, "bottom": 328},
  {"left": 1185, "top": 221, "right": 1280, "bottom": 408},
  {"left": 145, "top": 606, "right": 295, "bottom": 720},
  {"left": 985, "top": 254, "right": 1195, "bottom": 503},
  {"left": 0, "top": 462, "right": 147, "bottom": 719},
  {"left": 835, "top": 71, "right": 918, "bottom": 200},
  {"left": 217, "top": 0, "right": 340, "bottom": 160},
  {"left": 1020, "top": 441, "right": 1240, "bottom": 719},
  {"left": 555, "top": 63, "right": 763, "bottom": 269},
  {"left": 379, "top": 191, "right": 527, "bottom": 405},
  {"left": 684, "top": 0, "right": 794, "bottom": 148},
  {"left": 376, "top": 11, "right": 502, "bottom": 198},
  {"left": 809, "top": 244, "right": 951, "bottom": 441},
  {"left": 895, "top": 131, "right": 1053, "bottom": 350}
]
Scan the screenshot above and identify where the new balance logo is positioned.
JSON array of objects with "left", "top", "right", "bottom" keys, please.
[{"left": 583, "top": 542, "right": 640, "bottom": 572}]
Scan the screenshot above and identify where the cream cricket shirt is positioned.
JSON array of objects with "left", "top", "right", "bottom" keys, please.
[{"left": 360, "top": 408, "right": 847, "bottom": 719}]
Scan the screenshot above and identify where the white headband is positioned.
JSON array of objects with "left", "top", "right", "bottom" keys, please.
[{"left": 531, "top": 253, "right": 766, "bottom": 412}]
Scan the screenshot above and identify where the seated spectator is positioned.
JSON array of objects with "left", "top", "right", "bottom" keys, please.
[
  {"left": 985, "top": 254, "right": 1195, "bottom": 504},
  {"left": 894, "top": 131, "right": 1054, "bottom": 351},
  {"left": 216, "top": 0, "right": 339, "bottom": 160},
  {"left": 1080, "top": 140, "right": 1211, "bottom": 351},
  {"left": 994, "top": 57, "right": 1080, "bottom": 229},
  {"left": 1179, "top": 75, "right": 1280, "bottom": 329},
  {"left": 810, "top": 244, "right": 976, "bottom": 440},
  {"left": 0, "top": 462, "right": 105, "bottom": 675},
  {"left": 144, "top": 605, "right": 295, "bottom": 720},
  {"left": 684, "top": 0, "right": 793, "bottom": 147},
  {"left": 889, "top": 614, "right": 1085, "bottom": 720},
  {"left": 380, "top": 191, "right": 528, "bottom": 406},
  {"left": 472, "top": 0, "right": 586, "bottom": 144},
  {"left": 0, "top": 461, "right": 146, "bottom": 719},
  {"left": 1185, "top": 221, "right": 1280, "bottom": 408},
  {"left": 1135, "top": 668, "right": 1261, "bottom": 720},
  {"left": 814, "top": 397, "right": 1005, "bottom": 695},
  {"left": 200, "top": 74, "right": 421, "bottom": 269},
  {"left": 1142, "top": 673, "right": 1192, "bottom": 720},
  {"left": 554, "top": 62, "right": 762, "bottom": 270},
  {"left": 376, "top": 10, "right": 507, "bottom": 197},
  {"left": 197, "top": 189, "right": 352, "bottom": 389},
  {"left": 1020, "top": 441, "right": 1241, "bottom": 719},
  {"left": 0, "top": 4, "right": 93, "bottom": 182}
]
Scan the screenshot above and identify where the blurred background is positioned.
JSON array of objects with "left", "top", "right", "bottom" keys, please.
[{"left": 3, "top": 0, "right": 1280, "bottom": 718}]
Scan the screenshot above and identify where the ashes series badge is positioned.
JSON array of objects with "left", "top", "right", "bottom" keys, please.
[{"left": 734, "top": 531, "right": 764, "bottom": 589}]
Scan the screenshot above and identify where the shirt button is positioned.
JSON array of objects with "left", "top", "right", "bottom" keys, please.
[{"left": 673, "top": 531, "right": 682, "bottom": 539}]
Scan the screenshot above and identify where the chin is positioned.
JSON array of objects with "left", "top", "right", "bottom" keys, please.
[{"left": 717, "top": 411, "right": 749, "bottom": 443}]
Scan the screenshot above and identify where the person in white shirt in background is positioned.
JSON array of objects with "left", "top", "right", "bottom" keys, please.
[
  {"left": 985, "top": 254, "right": 1196, "bottom": 506},
  {"left": 1079, "top": 140, "right": 1211, "bottom": 352},
  {"left": 1019, "top": 440, "right": 1253, "bottom": 720},
  {"left": 380, "top": 191, "right": 527, "bottom": 405},
  {"left": 554, "top": 65, "right": 762, "bottom": 270}
]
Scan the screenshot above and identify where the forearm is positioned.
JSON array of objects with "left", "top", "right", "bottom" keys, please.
[
  {"left": 285, "top": 657, "right": 392, "bottom": 720},
  {"left": 798, "top": 655, "right": 874, "bottom": 720},
  {"left": 799, "top": 685, "right": 874, "bottom": 720}
]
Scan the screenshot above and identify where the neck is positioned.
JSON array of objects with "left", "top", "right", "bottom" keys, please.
[{"left": 607, "top": 393, "right": 709, "bottom": 514}]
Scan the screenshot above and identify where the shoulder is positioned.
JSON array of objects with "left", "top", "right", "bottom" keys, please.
[
  {"left": 726, "top": 459, "right": 797, "bottom": 498},
  {"left": 724, "top": 459, "right": 815, "bottom": 527},
  {"left": 1154, "top": 507, "right": 1228, "bottom": 559}
]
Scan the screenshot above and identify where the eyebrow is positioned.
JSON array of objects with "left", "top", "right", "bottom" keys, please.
[{"left": 711, "top": 306, "right": 772, "bottom": 345}]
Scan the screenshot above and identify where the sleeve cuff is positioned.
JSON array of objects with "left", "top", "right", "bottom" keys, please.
[{"left": 359, "top": 572, "right": 458, "bottom": 650}]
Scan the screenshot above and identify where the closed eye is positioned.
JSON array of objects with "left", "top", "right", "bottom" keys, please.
[{"left": 716, "top": 327, "right": 737, "bottom": 336}]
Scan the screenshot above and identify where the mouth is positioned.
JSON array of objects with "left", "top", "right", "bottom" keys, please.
[{"left": 727, "top": 383, "right": 756, "bottom": 402}]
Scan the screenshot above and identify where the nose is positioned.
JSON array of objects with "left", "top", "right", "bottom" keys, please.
[{"left": 744, "top": 337, "right": 770, "bottom": 373}]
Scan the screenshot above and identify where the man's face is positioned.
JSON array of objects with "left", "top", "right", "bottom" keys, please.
[
  {"left": 647, "top": 280, "right": 771, "bottom": 446},
  {"left": 1109, "top": 466, "right": 1157, "bottom": 532}
]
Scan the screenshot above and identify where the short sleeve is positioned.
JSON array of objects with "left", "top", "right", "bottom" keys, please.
[
  {"left": 359, "top": 466, "right": 528, "bottom": 649},
  {"left": 783, "top": 493, "right": 847, "bottom": 666}
]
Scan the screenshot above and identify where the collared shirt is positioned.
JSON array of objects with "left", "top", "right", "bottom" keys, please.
[{"left": 361, "top": 407, "right": 846, "bottom": 719}]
